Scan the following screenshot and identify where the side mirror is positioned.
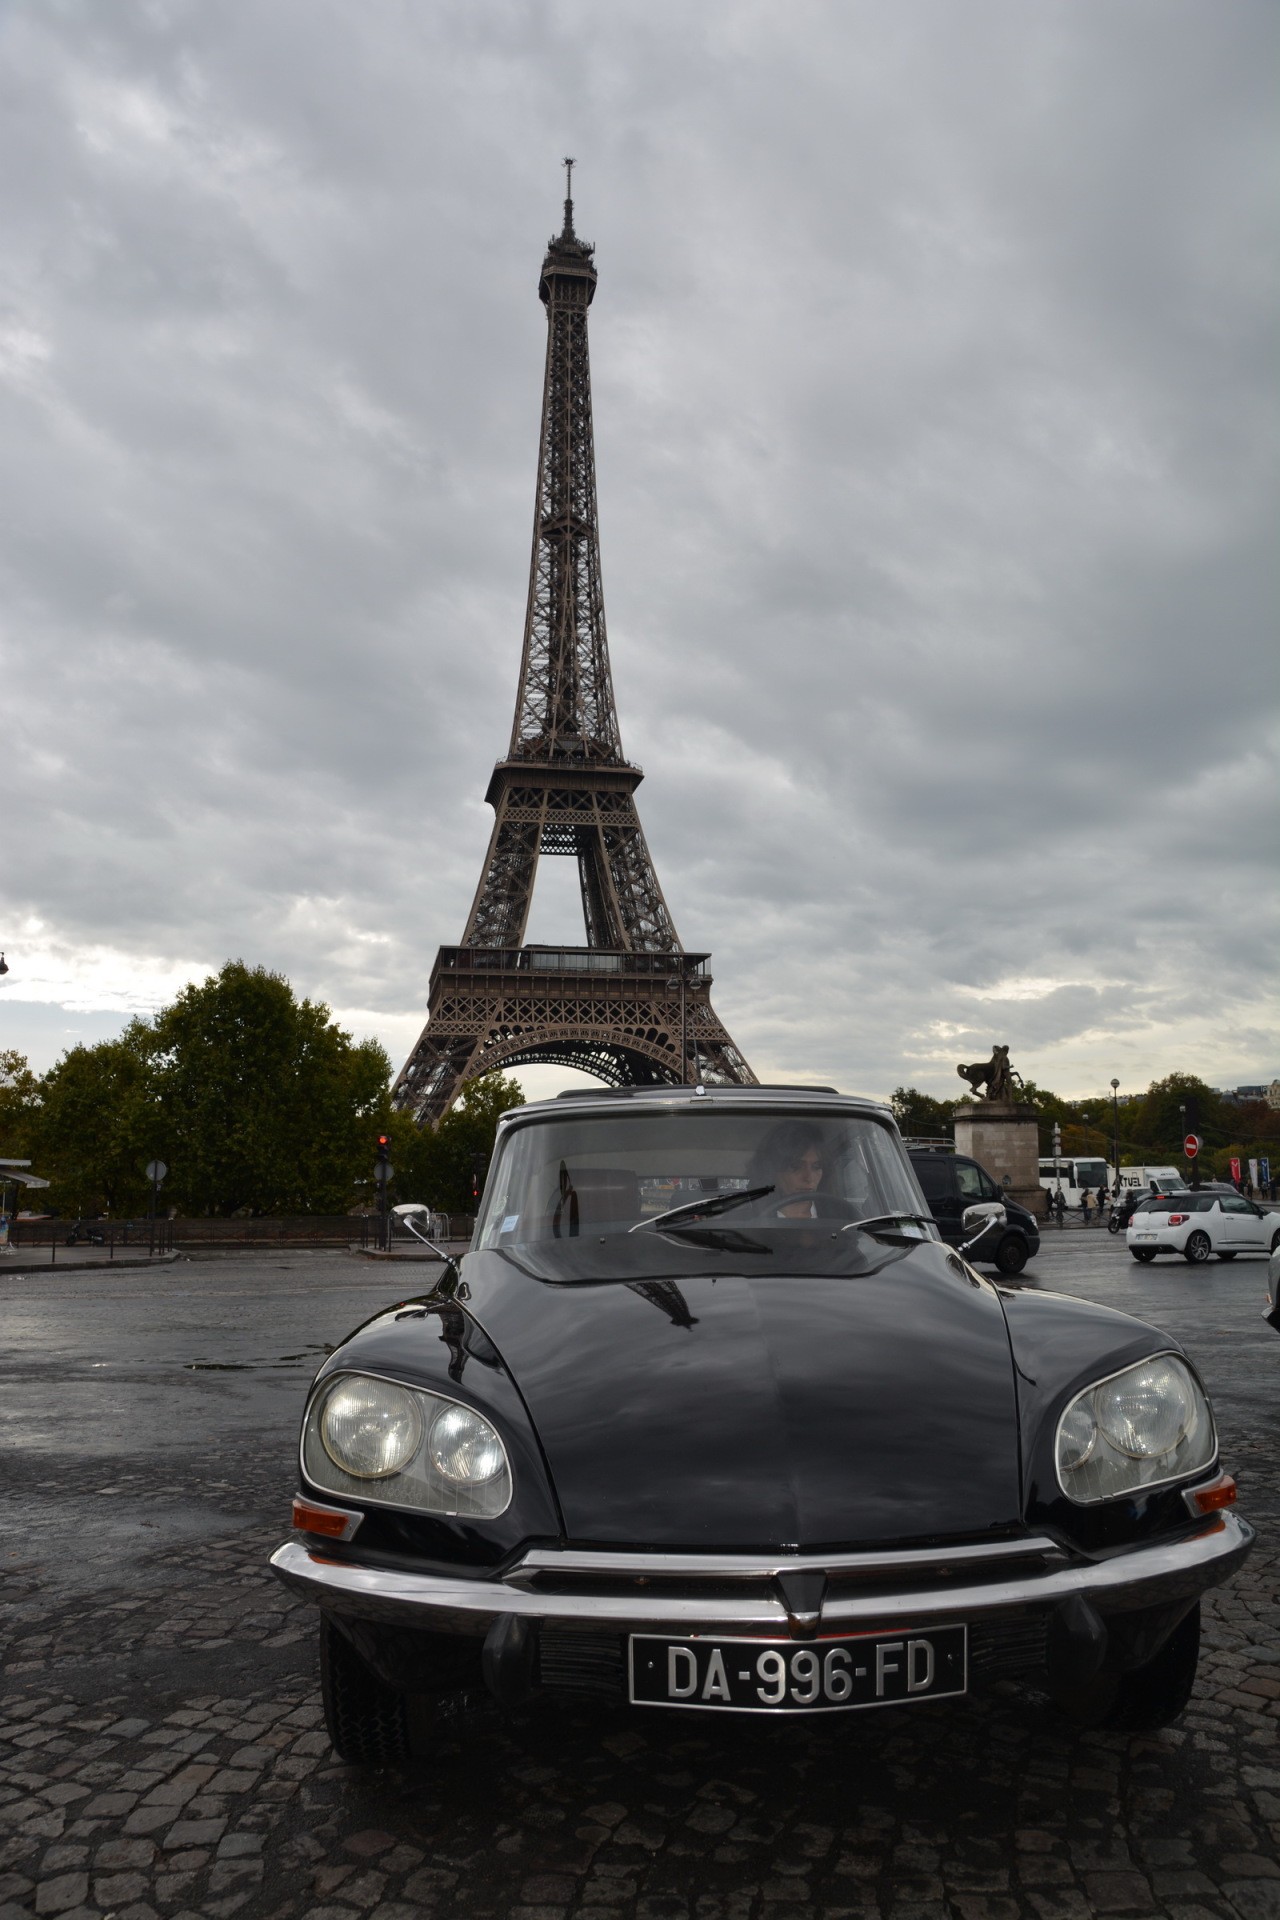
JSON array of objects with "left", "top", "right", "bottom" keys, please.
[{"left": 962, "top": 1202, "right": 1006, "bottom": 1230}]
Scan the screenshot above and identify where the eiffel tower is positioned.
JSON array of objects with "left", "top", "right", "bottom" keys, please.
[{"left": 393, "top": 167, "right": 756, "bottom": 1125}]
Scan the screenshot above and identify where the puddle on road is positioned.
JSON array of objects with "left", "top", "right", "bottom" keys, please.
[{"left": 182, "top": 1345, "right": 335, "bottom": 1372}]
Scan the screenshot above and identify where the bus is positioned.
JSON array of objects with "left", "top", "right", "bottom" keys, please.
[{"left": 1038, "top": 1156, "right": 1111, "bottom": 1208}]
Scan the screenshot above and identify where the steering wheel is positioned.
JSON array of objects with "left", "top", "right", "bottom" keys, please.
[{"left": 758, "top": 1191, "right": 858, "bottom": 1221}]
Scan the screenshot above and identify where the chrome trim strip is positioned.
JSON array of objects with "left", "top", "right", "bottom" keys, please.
[
  {"left": 503, "top": 1537, "right": 1062, "bottom": 1586},
  {"left": 269, "top": 1512, "right": 1253, "bottom": 1636}
]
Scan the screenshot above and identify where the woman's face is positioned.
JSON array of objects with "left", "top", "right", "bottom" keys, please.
[{"left": 779, "top": 1145, "right": 823, "bottom": 1195}]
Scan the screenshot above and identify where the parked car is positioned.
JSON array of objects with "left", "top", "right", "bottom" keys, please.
[
  {"left": 271, "top": 1085, "right": 1252, "bottom": 1763},
  {"left": 908, "top": 1146, "right": 1040, "bottom": 1274},
  {"left": 1127, "top": 1192, "right": 1280, "bottom": 1264}
]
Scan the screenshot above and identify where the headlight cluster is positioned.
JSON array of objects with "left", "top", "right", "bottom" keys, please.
[
  {"left": 303, "top": 1373, "right": 512, "bottom": 1518},
  {"left": 1055, "top": 1353, "right": 1215, "bottom": 1505}
]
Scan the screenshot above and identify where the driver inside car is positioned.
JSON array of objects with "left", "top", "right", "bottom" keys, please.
[{"left": 750, "top": 1120, "right": 839, "bottom": 1219}]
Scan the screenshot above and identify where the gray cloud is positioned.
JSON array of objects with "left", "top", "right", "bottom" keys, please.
[{"left": 0, "top": 0, "right": 1275, "bottom": 1099}]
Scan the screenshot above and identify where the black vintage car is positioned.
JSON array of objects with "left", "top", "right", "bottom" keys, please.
[{"left": 271, "top": 1087, "right": 1252, "bottom": 1763}]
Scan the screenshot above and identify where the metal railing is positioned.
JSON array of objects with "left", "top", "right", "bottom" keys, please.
[{"left": 6, "top": 1219, "right": 175, "bottom": 1263}]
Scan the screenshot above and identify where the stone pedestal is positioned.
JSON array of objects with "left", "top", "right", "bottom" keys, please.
[{"left": 953, "top": 1102, "right": 1046, "bottom": 1218}]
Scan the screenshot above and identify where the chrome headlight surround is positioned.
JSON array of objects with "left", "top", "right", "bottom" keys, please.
[
  {"left": 1054, "top": 1352, "right": 1216, "bottom": 1506},
  {"left": 302, "top": 1371, "right": 512, "bottom": 1519}
]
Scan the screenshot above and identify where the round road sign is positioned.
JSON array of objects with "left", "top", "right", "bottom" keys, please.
[
  {"left": 145, "top": 1159, "right": 168, "bottom": 1183},
  {"left": 1183, "top": 1134, "right": 1201, "bottom": 1159}
]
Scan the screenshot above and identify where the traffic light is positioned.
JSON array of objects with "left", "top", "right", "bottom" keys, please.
[
  {"left": 374, "top": 1134, "right": 392, "bottom": 1184},
  {"left": 470, "top": 1152, "right": 488, "bottom": 1203}
]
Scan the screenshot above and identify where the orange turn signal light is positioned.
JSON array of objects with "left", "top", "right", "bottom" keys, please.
[
  {"left": 1190, "top": 1474, "right": 1236, "bottom": 1515},
  {"left": 292, "top": 1495, "right": 360, "bottom": 1540}
]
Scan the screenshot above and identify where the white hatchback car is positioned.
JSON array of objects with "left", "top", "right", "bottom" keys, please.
[{"left": 1128, "top": 1192, "right": 1280, "bottom": 1265}]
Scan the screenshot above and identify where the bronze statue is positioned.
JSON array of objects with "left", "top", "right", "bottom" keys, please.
[{"left": 956, "top": 1045, "right": 1023, "bottom": 1102}]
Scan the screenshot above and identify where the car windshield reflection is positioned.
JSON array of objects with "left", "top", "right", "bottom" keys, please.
[{"left": 474, "top": 1109, "right": 929, "bottom": 1276}]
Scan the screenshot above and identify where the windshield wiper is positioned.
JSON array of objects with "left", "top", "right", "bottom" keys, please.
[
  {"left": 630, "top": 1184, "right": 775, "bottom": 1233},
  {"left": 839, "top": 1212, "right": 935, "bottom": 1237}
]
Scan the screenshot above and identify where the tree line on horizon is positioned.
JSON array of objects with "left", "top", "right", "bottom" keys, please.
[
  {"left": 890, "top": 1078, "right": 1279, "bottom": 1185},
  {"left": 2, "top": 960, "right": 1274, "bottom": 1216},
  {"left": 0, "top": 961, "right": 524, "bottom": 1220}
]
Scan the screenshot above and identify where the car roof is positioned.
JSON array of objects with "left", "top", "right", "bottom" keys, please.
[{"left": 497, "top": 1083, "right": 894, "bottom": 1128}]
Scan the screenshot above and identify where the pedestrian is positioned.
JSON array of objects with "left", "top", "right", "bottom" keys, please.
[
  {"left": 1053, "top": 1189, "right": 1066, "bottom": 1225},
  {"left": 1245, "top": 1178, "right": 1254, "bottom": 1201},
  {"left": 1080, "top": 1189, "right": 1091, "bottom": 1224}
]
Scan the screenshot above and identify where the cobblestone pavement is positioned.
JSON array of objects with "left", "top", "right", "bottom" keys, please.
[{"left": 2, "top": 1239, "right": 1277, "bottom": 1920}]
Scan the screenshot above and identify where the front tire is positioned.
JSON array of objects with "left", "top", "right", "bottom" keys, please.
[
  {"left": 1052, "top": 1604, "right": 1200, "bottom": 1732},
  {"left": 1271, "top": 1227, "right": 1280, "bottom": 1253},
  {"left": 1107, "top": 1215, "right": 1121, "bottom": 1235},
  {"left": 1184, "top": 1231, "right": 1212, "bottom": 1264},
  {"left": 320, "top": 1616, "right": 411, "bottom": 1766},
  {"left": 995, "top": 1234, "right": 1028, "bottom": 1276},
  {"left": 1131, "top": 1248, "right": 1156, "bottom": 1263}
]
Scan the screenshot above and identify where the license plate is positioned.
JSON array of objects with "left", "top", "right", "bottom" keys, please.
[
  {"left": 1134, "top": 1233, "right": 1156, "bottom": 1241},
  {"left": 628, "top": 1626, "right": 967, "bottom": 1713}
]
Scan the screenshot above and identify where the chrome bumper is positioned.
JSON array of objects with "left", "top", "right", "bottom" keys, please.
[{"left": 269, "top": 1511, "right": 1253, "bottom": 1640}]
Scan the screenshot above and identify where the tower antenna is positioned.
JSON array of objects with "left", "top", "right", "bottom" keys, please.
[{"left": 562, "top": 155, "right": 575, "bottom": 234}]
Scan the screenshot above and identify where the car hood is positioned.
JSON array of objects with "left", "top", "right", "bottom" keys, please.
[{"left": 462, "top": 1243, "right": 1022, "bottom": 1549}]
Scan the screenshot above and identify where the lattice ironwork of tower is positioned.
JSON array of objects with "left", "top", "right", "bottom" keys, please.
[{"left": 393, "top": 171, "right": 756, "bottom": 1126}]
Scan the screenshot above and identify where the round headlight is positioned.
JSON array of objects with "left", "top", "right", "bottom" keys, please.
[
  {"left": 320, "top": 1377, "right": 424, "bottom": 1480},
  {"left": 428, "top": 1402, "right": 506, "bottom": 1485},
  {"left": 1095, "top": 1357, "right": 1192, "bottom": 1458},
  {"left": 1058, "top": 1399, "right": 1098, "bottom": 1472}
]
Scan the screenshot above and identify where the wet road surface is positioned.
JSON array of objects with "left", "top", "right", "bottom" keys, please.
[{"left": 1, "top": 1232, "right": 1277, "bottom": 1919}]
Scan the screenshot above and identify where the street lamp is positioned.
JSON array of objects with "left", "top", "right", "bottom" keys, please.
[{"left": 1110, "top": 1079, "right": 1120, "bottom": 1193}]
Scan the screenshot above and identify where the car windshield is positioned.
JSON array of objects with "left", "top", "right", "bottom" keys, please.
[{"left": 475, "top": 1107, "right": 926, "bottom": 1274}]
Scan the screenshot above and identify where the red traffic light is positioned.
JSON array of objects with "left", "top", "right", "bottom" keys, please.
[{"left": 377, "top": 1134, "right": 390, "bottom": 1146}]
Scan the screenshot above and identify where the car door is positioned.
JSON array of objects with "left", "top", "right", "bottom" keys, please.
[
  {"left": 1221, "top": 1194, "right": 1268, "bottom": 1249},
  {"left": 912, "top": 1155, "right": 960, "bottom": 1244}
]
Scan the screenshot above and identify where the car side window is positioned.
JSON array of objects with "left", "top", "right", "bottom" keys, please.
[
  {"left": 1222, "top": 1195, "right": 1249, "bottom": 1214},
  {"left": 955, "top": 1162, "right": 985, "bottom": 1201},
  {"left": 912, "top": 1159, "right": 953, "bottom": 1202}
]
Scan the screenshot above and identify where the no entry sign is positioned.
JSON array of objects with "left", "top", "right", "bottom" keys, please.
[{"left": 1184, "top": 1133, "right": 1202, "bottom": 1158}]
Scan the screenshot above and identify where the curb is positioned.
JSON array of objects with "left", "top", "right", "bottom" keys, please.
[{"left": 0, "top": 1251, "right": 182, "bottom": 1275}]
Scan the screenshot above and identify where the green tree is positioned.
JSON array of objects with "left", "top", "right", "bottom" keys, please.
[
  {"left": 889, "top": 1086, "right": 956, "bottom": 1139},
  {"left": 389, "top": 1072, "right": 526, "bottom": 1216},
  {"left": 0, "top": 1049, "right": 40, "bottom": 1159},
  {"left": 34, "top": 1025, "right": 158, "bottom": 1216},
  {"left": 1126, "top": 1074, "right": 1229, "bottom": 1162},
  {"left": 150, "top": 962, "right": 391, "bottom": 1215}
]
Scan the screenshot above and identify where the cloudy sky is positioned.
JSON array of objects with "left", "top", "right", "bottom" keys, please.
[{"left": 1, "top": 0, "right": 1276, "bottom": 1106}]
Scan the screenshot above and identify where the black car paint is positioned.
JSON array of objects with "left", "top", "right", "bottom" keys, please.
[
  {"left": 301, "top": 1235, "right": 1208, "bottom": 1562},
  {"left": 449, "top": 1242, "right": 1023, "bottom": 1548},
  {"left": 997, "top": 1285, "right": 1212, "bottom": 1554},
  {"left": 303, "top": 1295, "right": 562, "bottom": 1567}
]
